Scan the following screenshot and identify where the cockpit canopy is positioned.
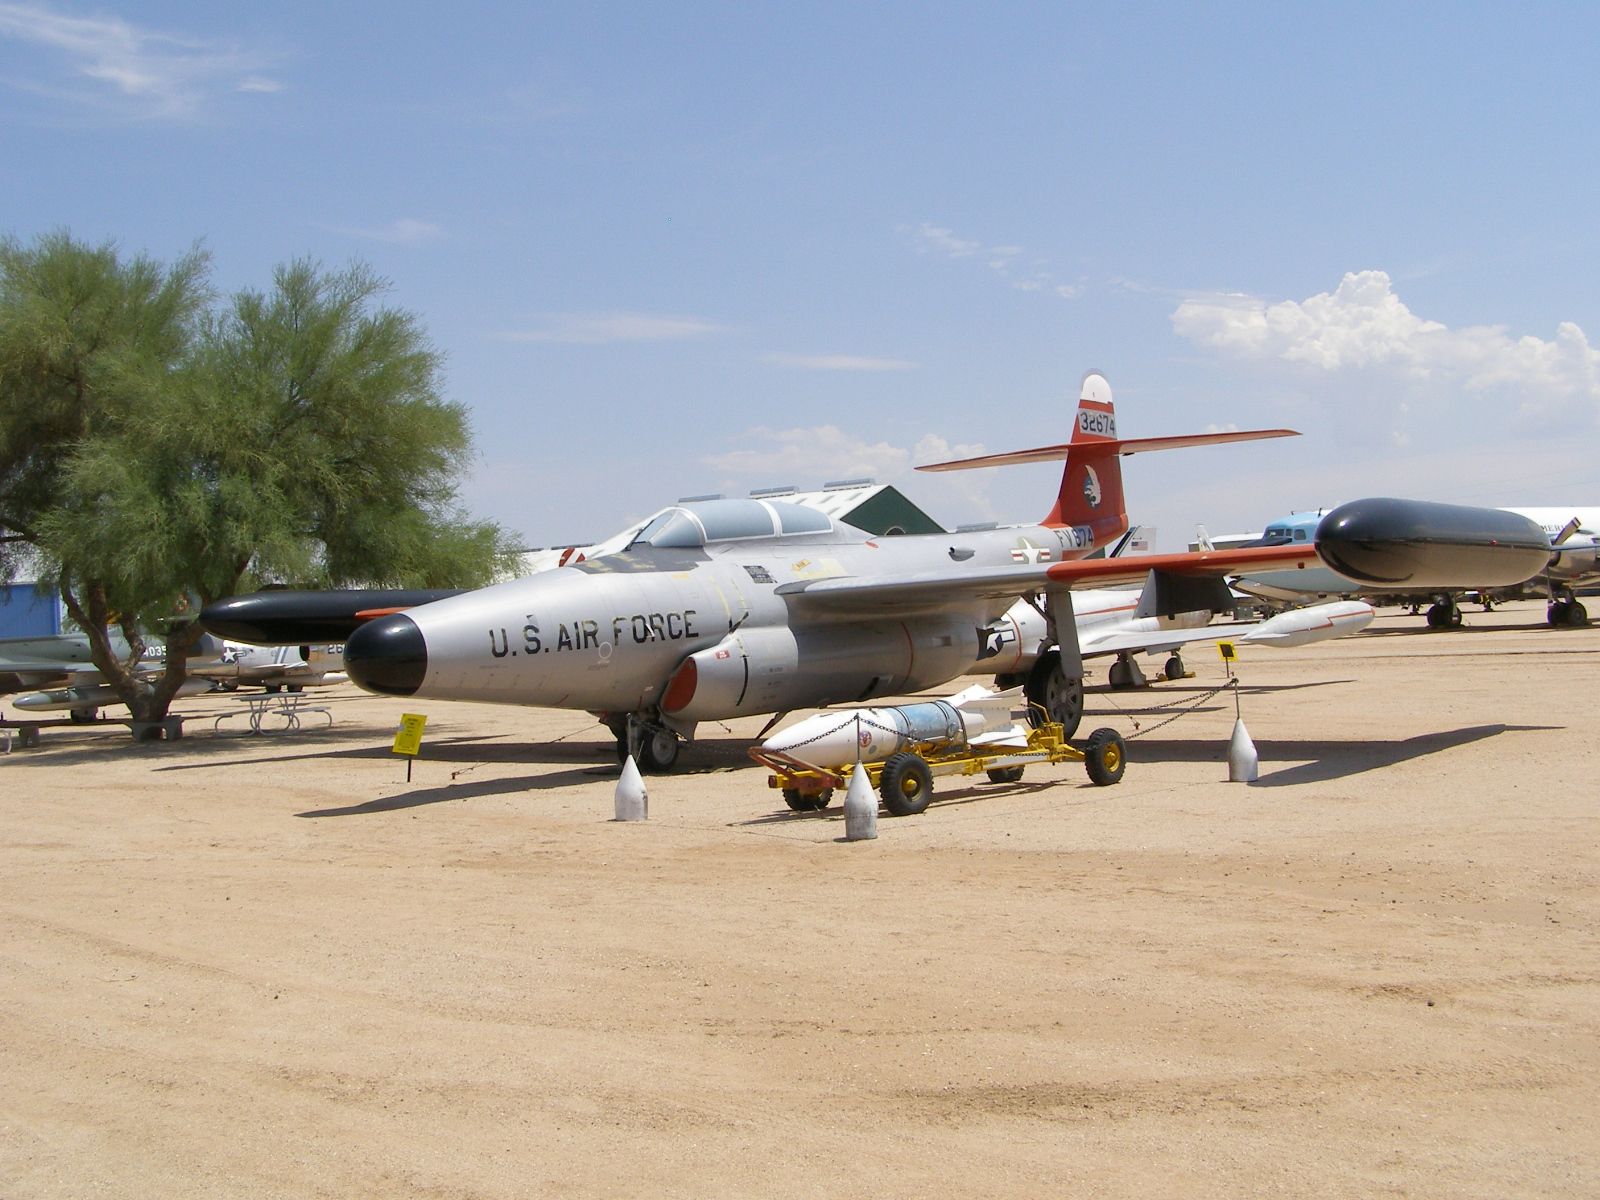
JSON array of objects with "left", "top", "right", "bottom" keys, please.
[
  {"left": 630, "top": 499, "right": 836, "bottom": 549},
  {"left": 1252, "top": 520, "right": 1314, "bottom": 547}
]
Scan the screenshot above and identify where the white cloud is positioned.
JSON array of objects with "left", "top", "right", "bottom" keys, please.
[
  {"left": 1172, "top": 270, "right": 1600, "bottom": 420},
  {"left": 0, "top": 1, "right": 280, "bottom": 118},
  {"left": 497, "top": 312, "right": 727, "bottom": 345},
  {"left": 910, "top": 433, "right": 987, "bottom": 467},
  {"left": 762, "top": 353, "right": 916, "bottom": 372},
  {"left": 907, "top": 222, "right": 980, "bottom": 258},
  {"left": 903, "top": 220, "right": 1082, "bottom": 302},
  {"left": 704, "top": 426, "right": 914, "bottom": 482}
]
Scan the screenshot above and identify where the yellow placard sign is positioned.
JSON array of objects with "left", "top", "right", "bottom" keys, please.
[
  {"left": 1217, "top": 641, "right": 1237, "bottom": 663},
  {"left": 392, "top": 713, "right": 428, "bottom": 757}
]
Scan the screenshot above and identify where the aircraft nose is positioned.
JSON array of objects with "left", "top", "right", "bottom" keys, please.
[{"left": 345, "top": 614, "right": 428, "bottom": 696}]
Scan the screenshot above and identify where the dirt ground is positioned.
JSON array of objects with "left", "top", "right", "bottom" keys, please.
[{"left": 1, "top": 599, "right": 1596, "bottom": 1198}]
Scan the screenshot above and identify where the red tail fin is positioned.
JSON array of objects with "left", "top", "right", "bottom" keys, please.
[
  {"left": 915, "top": 369, "right": 1298, "bottom": 550},
  {"left": 1043, "top": 371, "right": 1127, "bottom": 539}
]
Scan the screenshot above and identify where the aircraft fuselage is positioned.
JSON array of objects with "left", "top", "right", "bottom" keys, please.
[{"left": 346, "top": 516, "right": 1097, "bottom": 722}]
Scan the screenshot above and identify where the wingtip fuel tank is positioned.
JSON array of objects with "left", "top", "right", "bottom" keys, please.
[
  {"left": 1237, "top": 600, "right": 1375, "bottom": 647},
  {"left": 1315, "top": 499, "right": 1551, "bottom": 589}
]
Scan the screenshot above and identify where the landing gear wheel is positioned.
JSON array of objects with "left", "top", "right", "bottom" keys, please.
[
  {"left": 1024, "top": 650, "right": 1084, "bottom": 737},
  {"left": 635, "top": 725, "right": 681, "bottom": 773},
  {"left": 985, "top": 765, "right": 1025, "bottom": 784},
  {"left": 1108, "top": 654, "right": 1148, "bottom": 690},
  {"left": 1567, "top": 600, "right": 1589, "bottom": 626},
  {"left": 1164, "top": 654, "right": 1185, "bottom": 681},
  {"left": 68, "top": 706, "right": 98, "bottom": 724},
  {"left": 1083, "top": 727, "right": 1126, "bottom": 786},
  {"left": 1425, "top": 602, "right": 1462, "bottom": 629},
  {"left": 1548, "top": 600, "right": 1569, "bottom": 626},
  {"left": 879, "top": 752, "right": 934, "bottom": 816},
  {"left": 782, "top": 787, "right": 833, "bottom": 812}
]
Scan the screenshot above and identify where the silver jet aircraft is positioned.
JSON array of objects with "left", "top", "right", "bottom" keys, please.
[{"left": 202, "top": 371, "right": 1553, "bottom": 770}]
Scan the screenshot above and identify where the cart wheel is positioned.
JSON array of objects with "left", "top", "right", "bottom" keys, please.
[
  {"left": 879, "top": 752, "right": 934, "bottom": 816},
  {"left": 985, "top": 765, "right": 1025, "bottom": 784},
  {"left": 782, "top": 787, "right": 832, "bottom": 812},
  {"left": 1083, "top": 727, "right": 1126, "bottom": 786}
]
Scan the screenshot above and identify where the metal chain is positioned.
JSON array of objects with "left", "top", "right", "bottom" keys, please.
[{"left": 1102, "top": 677, "right": 1236, "bottom": 740}]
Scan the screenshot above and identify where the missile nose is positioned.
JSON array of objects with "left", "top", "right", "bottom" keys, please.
[{"left": 345, "top": 614, "right": 427, "bottom": 696}]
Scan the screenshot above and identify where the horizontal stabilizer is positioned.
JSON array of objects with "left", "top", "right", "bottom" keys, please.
[{"left": 916, "top": 428, "right": 1298, "bottom": 473}]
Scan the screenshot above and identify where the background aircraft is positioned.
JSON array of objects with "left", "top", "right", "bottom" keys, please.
[
  {"left": 203, "top": 373, "right": 1550, "bottom": 771},
  {"left": 1, "top": 631, "right": 195, "bottom": 721},
  {"left": 1, "top": 632, "right": 342, "bottom": 720},
  {"left": 1233, "top": 506, "right": 1600, "bottom": 626}
]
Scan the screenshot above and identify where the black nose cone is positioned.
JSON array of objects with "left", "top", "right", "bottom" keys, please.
[{"left": 345, "top": 614, "right": 427, "bottom": 696}]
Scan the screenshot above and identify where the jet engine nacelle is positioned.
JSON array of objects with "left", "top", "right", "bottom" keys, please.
[
  {"left": 1550, "top": 540, "right": 1600, "bottom": 580},
  {"left": 661, "top": 618, "right": 980, "bottom": 722}
]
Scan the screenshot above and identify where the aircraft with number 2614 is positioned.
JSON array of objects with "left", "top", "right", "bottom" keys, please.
[{"left": 202, "top": 371, "right": 1554, "bottom": 771}]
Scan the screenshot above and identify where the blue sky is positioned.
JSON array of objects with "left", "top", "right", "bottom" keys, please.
[{"left": 4, "top": 3, "right": 1599, "bottom": 548}]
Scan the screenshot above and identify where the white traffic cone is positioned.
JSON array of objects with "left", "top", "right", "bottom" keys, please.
[
  {"left": 843, "top": 762, "right": 877, "bottom": 841},
  {"left": 1227, "top": 718, "right": 1259, "bottom": 783},
  {"left": 614, "top": 755, "right": 648, "bottom": 820}
]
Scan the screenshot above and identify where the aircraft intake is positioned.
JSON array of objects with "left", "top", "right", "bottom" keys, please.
[{"left": 344, "top": 614, "right": 429, "bottom": 697}]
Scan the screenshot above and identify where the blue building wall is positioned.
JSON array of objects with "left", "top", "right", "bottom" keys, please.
[{"left": 0, "top": 582, "right": 62, "bottom": 637}]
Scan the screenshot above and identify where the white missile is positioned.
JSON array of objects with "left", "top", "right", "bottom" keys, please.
[
  {"left": 760, "top": 684, "right": 1029, "bottom": 770},
  {"left": 1237, "top": 599, "right": 1375, "bottom": 647},
  {"left": 12, "top": 677, "right": 213, "bottom": 713}
]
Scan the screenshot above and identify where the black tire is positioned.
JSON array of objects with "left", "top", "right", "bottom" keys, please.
[
  {"left": 985, "top": 765, "right": 1025, "bottom": 784},
  {"left": 1164, "top": 655, "right": 1185, "bottom": 681},
  {"left": 68, "top": 706, "right": 98, "bottom": 724},
  {"left": 287, "top": 683, "right": 304, "bottom": 694},
  {"left": 1426, "top": 602, "right": 1462, "bottom": 629},
  {"left": 879, "top": 752, "right": 934, "bottom": 816},
  {"left": 1567, "top": 601, "right": 1589, "bottom": 627},
  {"left": 1083, "top": 727, "right": 1126, "bottom": 786},
  {"left": 1024, "top": 650, "right": 1084, "bottom": 737},
  {"left": 635, "top": 725, "right": 681, "bottom": 773},
  {"left": 782, "top": 787, "right": 832, "bottom": 812}
]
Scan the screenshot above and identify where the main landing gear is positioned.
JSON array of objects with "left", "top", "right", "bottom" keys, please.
[
  {"left": 1425, "top": 600, "right": 1463, "bottom": 629},
  {"left": 1023, "top": 649, "right": 1084, "bottom": 738},
  {"left": 607, "top": 713, "right": 682, "bottom": 773},
  {"left": 1548, "top": 589, "right": 1590, "bottom": 627}
]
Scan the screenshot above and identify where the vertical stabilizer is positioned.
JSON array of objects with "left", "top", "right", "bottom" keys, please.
[{"left": 1043, "top": 371, "right": 1129, "bottom": 542}]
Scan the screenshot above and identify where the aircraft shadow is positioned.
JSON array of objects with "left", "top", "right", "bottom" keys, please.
[
  {"left": 733, "top": 779, "right": 1093, "bottom": 828},
  {"left": 1126, "top": 723, "right": 1557, "bottom": 787},
  {"left": 293, "top": 737, "right": 768, "bottom": 818},
  {"left": 1357, "top": 619, "right": 1576, "bottom": 637},
  {"left": 294, "top": 766, "right": 612, "bottom": 817}
]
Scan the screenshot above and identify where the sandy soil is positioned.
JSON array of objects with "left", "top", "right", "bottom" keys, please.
[{"left": 2, "top": 600, "right": 1596, "bottom": 1198}]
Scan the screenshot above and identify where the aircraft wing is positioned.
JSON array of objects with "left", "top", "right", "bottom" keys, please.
[
  {"left": 775, "top": 544, "right": 1317, "bottom": 617},
  {"left": 1079, "top": 623, "right": 1256, "bottom": 658}
]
